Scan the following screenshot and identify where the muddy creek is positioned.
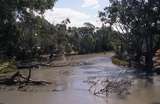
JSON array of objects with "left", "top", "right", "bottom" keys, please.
[{"left": 0, "top": 56, "right": 160, "bottom": 104}]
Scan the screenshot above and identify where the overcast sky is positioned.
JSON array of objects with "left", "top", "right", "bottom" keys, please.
[{"left": 44, "top": 0, "right": 109, "bottom": 27}]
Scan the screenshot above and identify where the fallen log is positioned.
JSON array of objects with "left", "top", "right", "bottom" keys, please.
[{"left": 0, "top": 71, "right": 52, "bottom": 87}]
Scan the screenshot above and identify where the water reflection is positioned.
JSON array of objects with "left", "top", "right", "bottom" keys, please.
[{"left": 0, "top": 56, "right": 160, "bottom": 104}]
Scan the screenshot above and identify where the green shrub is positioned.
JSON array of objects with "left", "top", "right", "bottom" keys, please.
[
  {"left": 112, "top": 56, "right": 129, "bottom": 67},
  {"left": 0, "top": 60, "right": 16, "bottom": 74}
]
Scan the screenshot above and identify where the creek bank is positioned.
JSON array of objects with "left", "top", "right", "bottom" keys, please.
[{"left": 112, "top": 55, "right": 160, "bottom": 75}]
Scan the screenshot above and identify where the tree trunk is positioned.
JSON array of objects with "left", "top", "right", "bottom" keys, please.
[
  {"left": 145, "top": 34, "right": 153, "bottom": 70},
  {"left": 27, "top": 68, "right": 32, "bottom": 82}
]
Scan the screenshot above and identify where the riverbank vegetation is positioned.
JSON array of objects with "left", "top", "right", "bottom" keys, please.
[
  {"left": 1, "top": 1, "right": 160, "bottom": 103},
  {"left": 1, "top": 0, "right": 160, "bottom": 75},
  {"left": 0, "top": 0, "right": 116, "bottom": 88},
  {"left": 100, "top": 0, "right": 160, "bottom": 70},
  {"left": 0, "top": 0, "right": 115, "bottom": 74}
]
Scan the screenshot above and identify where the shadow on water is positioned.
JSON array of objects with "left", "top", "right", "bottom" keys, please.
[{"left": 0, "top": 56, "right": 160, "bottom": 104}]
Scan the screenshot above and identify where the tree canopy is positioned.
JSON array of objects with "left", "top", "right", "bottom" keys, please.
[
  {"left": 0, "top": 0, "right": 57, "bottom": 59},
  {"left": 100, "top": 0, "right": 160, "bottom": 69}
]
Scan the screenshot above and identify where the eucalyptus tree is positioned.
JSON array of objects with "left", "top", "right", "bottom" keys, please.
[
  {"left": 95, "top": 26, "right": 113, "bottom": 52},
  {"left": 67, "top": 27, "right": 81, "bottom": 53},
  {"left": 16, "top": 15, "right": 57, "bottom": 60},
  {"left": 77, "top": 23, "right": 96, "bottom": 53},
  {"left": 0, "top": 0, "right": 57, "bottom": 59},
  {"left": 100, "top": 0, "right": 160, "bottom": 69}
]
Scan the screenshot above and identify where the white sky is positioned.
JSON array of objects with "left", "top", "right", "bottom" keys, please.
[{"left": 44, "top": 0, "right": 109, "bottom": 27}]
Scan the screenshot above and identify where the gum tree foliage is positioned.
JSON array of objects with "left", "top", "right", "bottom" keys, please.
[
  {"left": 100, "top": 0, "right": 160, "bottom": 69},
  {"left": 67, "top": 23, "right": 113, "bottom": 54},
  {"left": 0, "top": 0, "right": 57, "bottom": 59}
]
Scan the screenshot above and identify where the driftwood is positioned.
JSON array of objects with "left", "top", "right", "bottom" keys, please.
[
  {"left": 0, "top": 69, "right": 52, "bottom": 88},
  {"left": 88, "top": 78, "right": 132, "bottom": 97},
  {"left": 0, "top": 61, "right": 52, "bottom": 90}
]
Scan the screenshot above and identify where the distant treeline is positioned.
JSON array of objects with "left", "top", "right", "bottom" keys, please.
[{"left": 0, "top": 0, "right": 115, "bottom": 61}]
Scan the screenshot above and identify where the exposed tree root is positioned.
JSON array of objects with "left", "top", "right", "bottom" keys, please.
[{"left": 0, "top": 71, "right": 52, "bottom": 88}]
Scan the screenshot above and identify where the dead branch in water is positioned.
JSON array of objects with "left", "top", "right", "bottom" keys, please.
[
  {"left": 0, "top": 70, "right": 52, "bottom": 88},
  {"left": 88, "top": 78, "right": 132, "bottom": 97}
]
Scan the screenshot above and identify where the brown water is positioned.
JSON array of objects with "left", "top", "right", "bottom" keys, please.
[{"left": 0, "top": 56, "right": 160, "bottom": 104}]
